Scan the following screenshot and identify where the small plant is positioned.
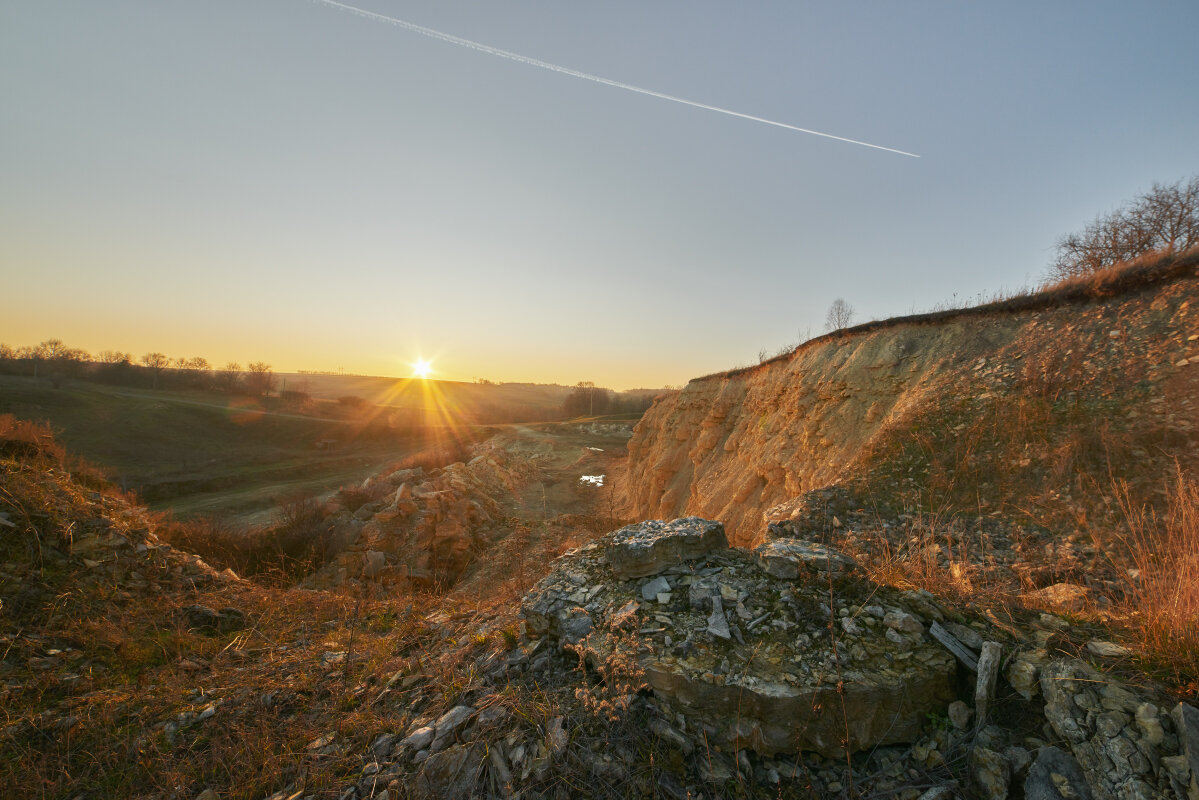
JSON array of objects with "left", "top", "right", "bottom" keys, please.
[{"left": 500, "top": 627, "right": 519, "bottom": 649}]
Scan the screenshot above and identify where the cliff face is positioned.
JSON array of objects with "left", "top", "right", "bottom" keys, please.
[{"left": 621, "top": 262, "right": 1199, "bottom": 546}]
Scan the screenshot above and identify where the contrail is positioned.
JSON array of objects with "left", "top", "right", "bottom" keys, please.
[{"left": 313, "top": 0, "right": 920, "bottom": 158}]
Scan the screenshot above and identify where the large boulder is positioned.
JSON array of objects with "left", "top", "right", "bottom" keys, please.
[
  {"left": 522, "top": 518, "right": 956, "bottom": 758},
  {"left": 604, "top": 518, "right": 729, "bottom": 579}
]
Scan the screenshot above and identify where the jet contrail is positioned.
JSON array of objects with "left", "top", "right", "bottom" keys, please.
[{"left": 313, "top": 0, "right": 920, "bottom": 158}]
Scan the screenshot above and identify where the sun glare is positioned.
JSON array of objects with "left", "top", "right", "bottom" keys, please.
[{"left": 412, "top": 358, "right": 433, "bottom": 379}]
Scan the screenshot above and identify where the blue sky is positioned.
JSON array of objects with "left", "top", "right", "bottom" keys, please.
[{"left": 2, "top": 1, "right": 1196, "bottom": 388}]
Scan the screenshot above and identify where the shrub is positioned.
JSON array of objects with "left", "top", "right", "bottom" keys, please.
[{"left": 160, "top": 493, "right": 343, "bottom": 582}]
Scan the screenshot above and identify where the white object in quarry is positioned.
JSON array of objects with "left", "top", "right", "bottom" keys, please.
[{"left": 580, "top": 475, "right": 605, "bottom": 487}]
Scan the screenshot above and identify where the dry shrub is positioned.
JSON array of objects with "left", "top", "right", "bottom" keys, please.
[
  {"left": 387, "top": 440, "right": 475, "bottom": 473},
  {"left": 568, "top": 625, "right": 648, "bottom": 723},
  {"left": 856, "top": 512, "right": 1014, "bottom": 606},
  {"left": 1110, "top": 471, "right": 1199, "bottom": 690},
  {"left": 0, "top": 413, "right": 63, "bottom": 462},
  {"left": 160, "top": 494, "right": 343, "bottom": 582}
]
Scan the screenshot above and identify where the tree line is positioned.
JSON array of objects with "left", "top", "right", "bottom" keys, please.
[
  {"left": 561, "top": 381, "right": 659, "bottom": 417},
  {"left": 0, "top": 340, "right": 276, "bottom": 395}
]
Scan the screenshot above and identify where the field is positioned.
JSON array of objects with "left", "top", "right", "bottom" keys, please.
[
  {"left": 0, "top": 376, "right": 450, "bottom": 523},
  {"left": 283, "top": 372, "right": 574, "bottom": 421}
]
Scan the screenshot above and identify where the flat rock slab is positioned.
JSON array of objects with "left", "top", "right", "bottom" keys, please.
[
  {"left": 523, "top": 517, "right": 956, "bottom": 759},
  {"left": 605, "top": 517, "right": 729, "bottom": 579},
  {"left": 754, "top": 539, "right": 858, "bottom": 580}
]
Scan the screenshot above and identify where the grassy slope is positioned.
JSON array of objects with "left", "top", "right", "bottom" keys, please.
[
  {"left": 280, "top": 373, "right": 573, "bottom": 419},
  {"left": 0, "top": 378, "right": 428, "bottom": 519}
]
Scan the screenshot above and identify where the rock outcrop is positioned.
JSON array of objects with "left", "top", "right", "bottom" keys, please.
[
  {"left": 522, "top": 518, "right": 957, "bottom": 758},
  {"left": 307, "top": 444, "right": 535, "bottom": 588},
  {"left": 1040, "top": 659, "right": 1188, "bottom": 800}
]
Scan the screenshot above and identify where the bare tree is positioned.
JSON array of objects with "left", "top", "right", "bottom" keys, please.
[
  {"left": 141, "top": 352, "right": 170, "bottom": 390},
  {"left": 1050, "top": 175, "right": 1199, "bottom": 281},
  {"left": 824, "top": 298, "right": 855, "bottom": 331},
  {"left": 244, "top": 362, "right": 275, "bottom": 396},
  {"left": 563, "top": 381, "right": 610, "bottom": 417},
  {"left": 98, "top": 350, "right": 133, "bottom": 365},
  {"left": 217, "top": 362, "right": 242, "bottom": 393}
]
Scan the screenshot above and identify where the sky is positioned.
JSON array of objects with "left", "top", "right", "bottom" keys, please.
[{"left": 2, "top": 1, "right": 1197, "bottom": 390}]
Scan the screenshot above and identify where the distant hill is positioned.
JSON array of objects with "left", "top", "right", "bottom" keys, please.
[{"left": 279, "top": 373, "right": 573, "bottom": 422}]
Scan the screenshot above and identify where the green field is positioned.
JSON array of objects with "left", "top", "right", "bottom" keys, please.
[{"left": 0, "top": 376, "right": 445, "bottom": 522}]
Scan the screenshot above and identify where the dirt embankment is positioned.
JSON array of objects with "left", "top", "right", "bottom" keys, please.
[{"left": 620, "top": 262, "right": 1199, "bottom": 546}]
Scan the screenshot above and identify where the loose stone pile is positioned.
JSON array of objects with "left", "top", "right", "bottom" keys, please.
[{"left": 326, "top": 516, "right": 1199, "bottom": 799}]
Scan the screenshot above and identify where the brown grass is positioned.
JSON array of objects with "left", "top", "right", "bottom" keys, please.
[
  {"left": 1108, "top": 472, "right": 1199, "bottom": 691},
  {"left": 704, "top": 245, "right": 1198, "bottom": 382},
  {"left": 384, "top": 439, "right": 477, "bottom": 473},
  {"left": 158, "top": 505, "right": 343, "bottom": 583}
]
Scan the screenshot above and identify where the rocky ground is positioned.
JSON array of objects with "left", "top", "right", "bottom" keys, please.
[
  {"left": 3, "top": 257, "right": 1198, "bottom": 798},
  {"left": 3, "top": 415, "right": 1197, "bottom": 799}
]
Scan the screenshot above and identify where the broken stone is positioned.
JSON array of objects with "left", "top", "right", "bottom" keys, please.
[
  {"left": 429, "top": 705, "right": 474, "bottom": 753},
  {"left": 524, "top": 518, "right": 957, "bottom": 759},
  {"left": 605, "top": 518, "right": 729, "bottom": 579},
  {"left": 971, "top": 746, "right": 1011, "bottom": 800},
  {"left": 415, "top": 743, "right": 483, "bottom": 800},
  {"left": 1042, "top": 659, "right": 1175, "bottom": 800},
  {"left": 1024, "top": 746, "right": 1093, "bottom": 800},
  {"left": 1133, "top": 703, "right": 1165, "bottom": 747},
  {"left": 1007, "top": 649, "right": 1048, "bottom": 700},
  {"left": 753, "top": 539, "right": 857, "bottom": 580},
  {"left": 706, "top": 595, "right": 731, "bottom": 640},
  {"left": 884, "top": 609, "right": 925, "bottom": 635},
  {"left": 1173, "top": 703, "right": 1199, "bottom": 800},
  {"left": 542, "top": 717, "right": 568, "bottom": 761},
  {"left": 558, "top": 608, "right": 593, "bottom": 645},
  {"left": 362, "top": 550, "right": 386, "bottom": 578},
  {"left": 948, "top": 700, "right": 973, "bottom": 731},
  {"left": 1085, "top": 640, "right": 1130, "bottom": 658},
  {"left": 641, "top": 575, "right": 671, "bottom": 601},
  {"left": 649, "top": 717, "right": 694, "bottom": 755},
  {"left": 1004, "top": 745, "right": 1032, "bottom": 779},
  {"left": 1026, "top": 583, "right": 1091, "bottom": 614}
]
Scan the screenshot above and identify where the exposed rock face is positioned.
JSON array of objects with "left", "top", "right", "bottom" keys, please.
[
  {"left": 617, "top": 280, "right": 1198, "bottom": 545},
  {"left": 1040, "top": 658, "right": 1185, "bottom": 800},
  {"left": 522, "top": 518, "right": 957, "bottom": 758}
]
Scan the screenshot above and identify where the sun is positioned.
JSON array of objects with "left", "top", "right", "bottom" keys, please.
[{"left": 411, "top": 358, "right": 433, "bottom": 379}]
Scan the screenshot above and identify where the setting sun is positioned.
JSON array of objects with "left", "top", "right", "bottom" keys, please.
[{"left": 411, "top": 358, "right": 433, "bottom": 379}]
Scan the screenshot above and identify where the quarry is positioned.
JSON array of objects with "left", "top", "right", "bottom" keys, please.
[{"left": 2, "top": 251, "right": 1197, "bottom": 799}]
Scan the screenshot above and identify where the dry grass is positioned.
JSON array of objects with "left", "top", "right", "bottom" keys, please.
[
  {"left": 384, "top": 439, "right": 478, "bottom": 474},
  {"left": 0, "top": 418, "right": 449, "bottom": 798},
  {"left": 3, "top": 581, "right": 437, "bottom": 798},
  {"left": 706, "top": 245, "right": 1198, "bottom": 382},
  {"left": 157, "top": 507, "right": 342, "bottom": 583},
  {"left": 1107, "top": 472, "right": 1199, "bottom": 691}
]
